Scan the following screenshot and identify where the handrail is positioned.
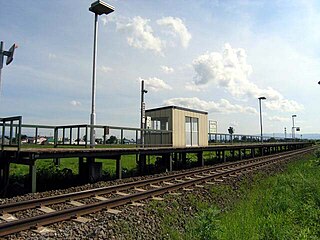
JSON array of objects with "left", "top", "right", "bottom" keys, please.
[
  {"left": 0, "top": 117, "right": 307, "bottom": 150},
  {"left": 0, "top": 116, "right": 22, "bottom": 152}
]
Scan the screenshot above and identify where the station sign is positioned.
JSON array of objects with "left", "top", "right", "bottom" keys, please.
[
  {"left": 209, "top": 120, "right": 217, "bottom": 133},
  {"left": 146, "top": 116, "right": 152, "bottom": 129}
]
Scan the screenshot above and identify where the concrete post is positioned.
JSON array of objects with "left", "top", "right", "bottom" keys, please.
[
  {"left": 138, "top": 154, "right": 146, "bottom": 174},
  {"left": 222, "top": 150, "right": 226, "bottom": 162},
  {"left": 197, "top": 151, "right": 204, "bottom": 166},
  {"left": 0, "top": 163, "right": 10, "bottom": 195},
  {"left": 169, "top": 153, "right": 173, "bottom": 172},
  {"left": 29, "top": 164, "right": 37, "bottom": 193},
  {"left": 116, "top": 156, "right": 122, "bottom": 179}
]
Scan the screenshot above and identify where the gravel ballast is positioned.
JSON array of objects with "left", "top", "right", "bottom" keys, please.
[{"left": 3, "top": 152, "right": 311, "bottom": 239}]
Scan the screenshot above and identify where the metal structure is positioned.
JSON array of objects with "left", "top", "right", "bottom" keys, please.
[
  {"left": 284, "top": 127, "right": 287, "bottom": 139},
  {"left": 89, "top": 1, "right": 114, "bottom": 148},
  {"left": 140, "top": 79, "right": 148, "bottom": 147},
  {"left": 0, "top": 147, "right": 313, "bottom": 237},
  {"left": 258, "top": 97, "right": 266, "bottom": 143},
  {"left": 292, "top": 114, "right": 297, "bottom": 140},
  {"left": 0, "top": 41, "right": 17, "bottom": 85}
]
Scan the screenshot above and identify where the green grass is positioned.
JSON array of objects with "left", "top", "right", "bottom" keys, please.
[
  {"left": 10, "top": 155, "right": 141, "bottom": 176},
  {"left": 156, "top": 152, "right": 320, "bottom": 239}
]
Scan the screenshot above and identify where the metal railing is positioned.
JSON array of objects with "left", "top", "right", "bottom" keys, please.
[
  {"left": 0, "top": 116, "right": 22, "bottom": 152},
  {"left": 208, "top": 133, "right": 301, "bottom": 144},
  {"left": 0, "top": 117, "right": 172, "bottom": 148},
  {"left": 0, "top": 116, "right": 306, "bottom": 150},
  {"left": 53, "top": 124, "right": 172, "bottom": 147}
]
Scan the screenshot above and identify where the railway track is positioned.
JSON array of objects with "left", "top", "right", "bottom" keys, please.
[{"left": 0, "top": 147, "right": 314, "bottom": 237}]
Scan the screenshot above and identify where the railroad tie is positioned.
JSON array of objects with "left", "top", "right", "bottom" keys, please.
[
  {"left": 134, "top": 187, "right": 146, "bottom": 192},
  {"left": 72, "top": 216, "right": 91, "bottom": 223},
  {"left": 93, "top": 195, "right": 109, "bottom": 201},
  {"left": 116, "top": 191, "right": 130, "bottom": 196},
  {"left": 185, "top": 177, "right": 195, "bottom": 180},
  {"left": 67, "top": 200, "right": 84, "bottom": 207},
  {"left": 152, "top": 196, "right": 164, "bottom": 201},
  {"left": 163, "top": 181, "right": 174, "bottom": 185},
  {"left": 175, "top": 179, "right": 185, "bottom": 183},
  {"left": 193, "top": 174, "right": 204, "bottom": 178},
  {"left": 202, "top": 173, "right": 212, "bottom": 176},
  {"left": 38, "top": 206, "right": 56, "bottom": 213},
  {"left": 107, "top": 208, "right": 122, "bottom": 214},
  {"left": 130, "top": 202, "right": 145, "bottom": 207},
  {"left": 213, "top": 178, "right": 224, "bottom": 182},
  {"left": 169, "top": 192, "right": 182, "bottom": 196},
  {"left": 205, "top": 181, "right": 215, "bottom": 185},
  {"left": 32, "top": 226, "right": 56, "bottom": 235},
  {"left": 0, "top": 213, "right": 18, "bottom": 222}
]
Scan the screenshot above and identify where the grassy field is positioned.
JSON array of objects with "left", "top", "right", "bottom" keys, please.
[
  {"left": 153, "top": 152, "right": 320, "bottom": 239},
  {"left": 10, "top": 155, "right": 142, "bottom": 176}
]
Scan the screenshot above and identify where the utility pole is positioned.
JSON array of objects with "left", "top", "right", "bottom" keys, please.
[
  {"left": 0, "top": 41, "right": 18, "bottom": 86},
  {"left": 140, "top": 79, "right": 148, "bottom": 147},
  {"left": 292, "top": 114, "right": 297, "bottom": 141},
  {"left": 258, "top": 97, "right": 266, "bottom": 143},
  {"left": 284, "top": 127, "right": 287, "bottom": 139}
]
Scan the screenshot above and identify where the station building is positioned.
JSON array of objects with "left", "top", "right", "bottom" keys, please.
[{"left": 145, "top": 106, "right": 208, "bottom": 147}]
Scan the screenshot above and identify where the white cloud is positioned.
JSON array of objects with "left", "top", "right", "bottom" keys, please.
[
  {"left": 185, "top": 82, "right": 203, "bottom": 92},
  {"left": 116, "top": 16, "right": 164, "bottom": 55},
  {"left": 268, "top": 116, "right": 289, "bottom": 122},
  {"left": 229, "top": 121, "right": 239, "bottom": 127},
  {"left": 70, "top": 100, "right": 81, "bottom": 107},
  {"left": 140, "top": 77, "right": 172, "bottom": 92},
  {"left": 160, "top": 65, "right": 174, "bottom": 74},
  {"left": 101, "top": 16, "right": 108, "bottom": 26},
  {"left": 163, "top": 97, "right": 258, "bottom": 114},
  {"left": 157, "top": 17, "right": 192, "bottom": 48},
  {"left": 191, "top": 43, "right": 303, "bottom": 112},
  {"left": 99, "top": 65, "right": 113, "bottom": 73},
  {"left": 48, "top": 53, "right": 56, "bottom": 59}
]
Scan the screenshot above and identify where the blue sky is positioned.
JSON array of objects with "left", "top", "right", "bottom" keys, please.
[{"left": 1, "top": 0, "right": 320, "bottom": 136}]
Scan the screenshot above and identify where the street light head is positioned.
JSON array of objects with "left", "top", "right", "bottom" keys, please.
[
  {"left": 292, "top": 114, "right": 297, "bottom": 118},
  {"left": 89, "top": 0, "right": 114, "bottom": 15},
  {"left": 5, "top": 43, "right": 18, "bottom": 65},
  {"left": 258, "top": 96, "right": 266, "bottom": 100}
]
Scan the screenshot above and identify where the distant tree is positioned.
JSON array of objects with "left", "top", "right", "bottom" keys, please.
[
  {"left": 21, "top": 134, "right": 28, "bottom": 140},
  {"left": 106, "top": 135, "right": 118, "bottom": 144}
]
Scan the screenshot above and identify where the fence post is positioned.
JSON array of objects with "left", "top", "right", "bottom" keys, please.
[
  {"left": 54, "top": 127, "right": 58, "bottom": 147},
  {"left": 35, "top": 128, "right": 38, "bottom": 144},
  {"left": 69, "top": 127, "right": 72, "bottom": 145}
]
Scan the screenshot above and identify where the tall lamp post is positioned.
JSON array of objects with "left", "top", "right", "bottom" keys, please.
[
  {"left": 89, "top": 1, "right": 114, "bottom": 148},
  {"left": 258, "top": 97, "right": 266, "bottom": 143},
  {"left": 292, "top": 114, "right": 297, "bottom": 141},
  {"left": 140, "top": 79, "right": 148, "bottom": 147}
]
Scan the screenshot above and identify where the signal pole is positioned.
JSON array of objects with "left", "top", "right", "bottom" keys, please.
[
  {"left": 140, "top": 79, "right": 148, "bottom": 147},
  {"left": 0, "top": 41, "right": 18, "bottom": 89}
]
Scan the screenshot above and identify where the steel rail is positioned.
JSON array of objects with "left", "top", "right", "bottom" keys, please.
[
  {"left": 0, "top": 147, "right": 313, "bottom": 237},
  {"left": 0, "top": 148, "right": 307, "bottom": 213}
]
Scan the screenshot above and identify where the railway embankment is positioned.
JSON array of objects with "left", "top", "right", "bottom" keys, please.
[{"left": 1, "top": 148, "right": 318, "bottom": 239}]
